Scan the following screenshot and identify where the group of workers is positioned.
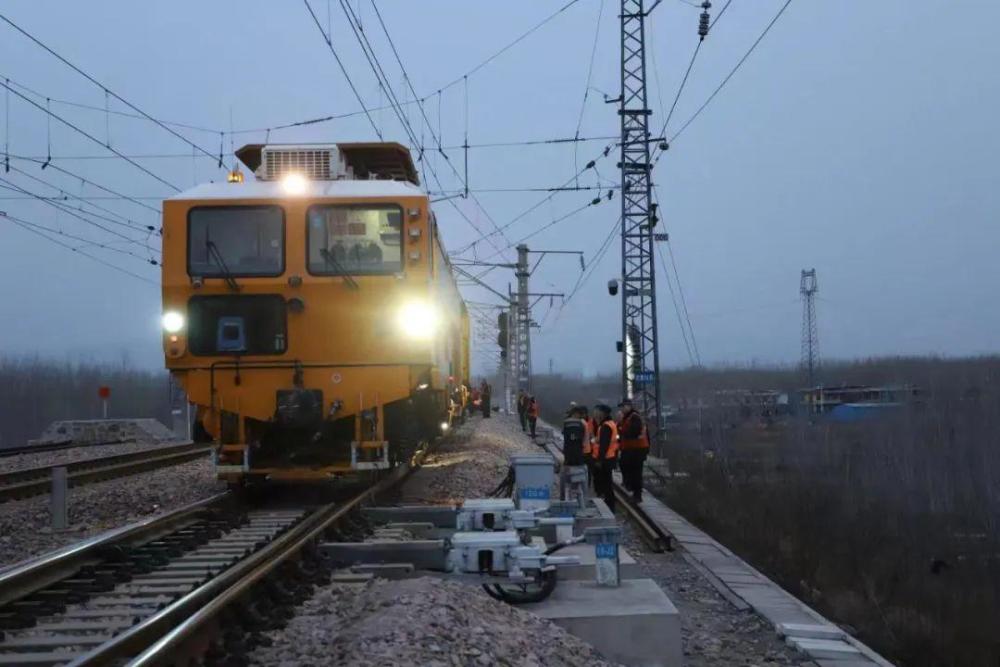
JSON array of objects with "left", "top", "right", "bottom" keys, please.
[
  {"left": 516, "top": 391, "right": 541, "bottom": 437},
  {"left": 513, "top": 389, "right": 650, "bottom": 510},
  {"left": 559, "top": 398, "right": 650, "bottom": 511},
  {"left": 453, "top": 380, "right": 494, "bottom": 422}
]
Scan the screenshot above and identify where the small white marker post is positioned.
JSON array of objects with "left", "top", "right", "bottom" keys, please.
[
  {"left": 99, "top": 385, "right": 111, "bottom": 419},
  {"left": 51, "top": 466, "right": 68, "bottom": 531}
]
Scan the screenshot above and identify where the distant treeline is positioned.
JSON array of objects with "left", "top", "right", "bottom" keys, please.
[
  {"left": 534, "top": 355, "right": 1000, "bottom": 667},
  {"left": 0, "top": 356, "right": 172, "bottom": 448},
  {"left": 535, "top": 355, "right": 1000, "bottom": 409}
]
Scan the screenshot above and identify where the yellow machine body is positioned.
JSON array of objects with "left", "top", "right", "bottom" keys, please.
[{"left": 161, "top": 143, "right": 469, "bottom": 483}]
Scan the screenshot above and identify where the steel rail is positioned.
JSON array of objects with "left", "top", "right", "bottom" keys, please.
[
  {"left": 0, "top": 491, "right": 231, "bottom": 608},
  {"left": 0, "top": 442, "right": 211, "bottom": 503},
  {"left": 0, "top": 439, "right": 124, "bottom": 459},
  {"left": 539, "top": 423, "right": 673, "bottom": 552},
  {"left": 70, "top": 441, "right": 432, "bottom": 666}
]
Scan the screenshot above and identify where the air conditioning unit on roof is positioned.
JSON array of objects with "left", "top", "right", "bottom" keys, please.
[{"left": 258, "top": 145, "right": 350, "bottom": 181}]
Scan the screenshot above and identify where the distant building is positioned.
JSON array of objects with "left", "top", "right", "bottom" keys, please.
[{"left": 800, "top": 384, "right": 921, "bottom": 417}]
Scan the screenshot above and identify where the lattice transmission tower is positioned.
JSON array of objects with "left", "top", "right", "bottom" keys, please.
[
  {"left": 800, "top": 268, "right": 820, "bottom": 386},
  {"left": 617, "top": 0, "right": 663, "bottom": 440}
]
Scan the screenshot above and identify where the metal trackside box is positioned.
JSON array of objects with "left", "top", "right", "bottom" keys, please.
[{"left": 511, "top": 454, "right": 556, "bottom": 512}]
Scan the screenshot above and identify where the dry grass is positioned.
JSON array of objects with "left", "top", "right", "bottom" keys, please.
[{"left": 535, "top": 356, "right": 1000, "bottom": 667}]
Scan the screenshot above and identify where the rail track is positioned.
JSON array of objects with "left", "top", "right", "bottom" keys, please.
[
  {"left": 0, "top": 441, "right": 431, "bottom": 666},
  {"left": 0, "top": 440, "right": 129, "bottom": 459},
  {"left": 538, "top": 426, "right": 674, "bottom": 552},
  {"left": 0, "top": 442, "right": 211, "bottom": 504}
]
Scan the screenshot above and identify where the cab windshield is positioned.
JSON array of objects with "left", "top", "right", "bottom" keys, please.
[
  {"left": 188, "top": 206, "right": 284, "bottom": 277},
  {"left": 307, "top": 204, "right": 402, "bottom": 275}
]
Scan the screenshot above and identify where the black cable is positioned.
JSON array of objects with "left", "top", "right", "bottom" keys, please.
[
  {"left": 573, "top": 0, "right": 605, "bottom": 184},
  {"left": 2, "top": 212, "right": 158, "bottom": 285},
  {"left": 0, "top": 79, "right": 180, "bottom": 191},
  {"left": 560, "top": 216, "right": 620, "bottom": 309},
  {"left": 3, "top": 152, "right": 162, "bottom": 215},
  {"left": 669, "top": 0, "right": 796, "bottom": 146},
  {"left": 0, "top": 177, "right": 155, "bottom": 252},
  {"left": 3, "top": 76, "right": 221, "bottom": 134},
  {"left": 656, "top": 241, "right": 696, "bottom": 366},
  {"left": 666, "top": 239, "right": 701, "bottom": 364},
  {"left": 4, "top": 163, "right": 157, "bottom": 235},
  {"left": 1, "top": 211, "right": 156, "bottom": 265},
  {"left": 366, "top": 1, "right": 515, "bottom": 255},
  {"left": 302, "top": 0, "right": 384, "bottom": 140},
  {"left": 0, "top": 16, "right": 227, "bottom": 169},
  {"left": 436, "top": 0, "right": 585, "bottom": 94},
  {"left": 451, "top": 142, "right": 616, "bottom": 256}
]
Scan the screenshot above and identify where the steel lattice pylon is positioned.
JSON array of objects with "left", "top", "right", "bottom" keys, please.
[
  {"left": 800, "top": 268, "right": 820, "bottom": 387},
  {"left": 618, "top": 0, "right": 662, "bottom": 440}
]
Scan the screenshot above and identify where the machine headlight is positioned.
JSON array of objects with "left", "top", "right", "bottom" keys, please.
[
  {"left": 397, "top": 300, "right": 439, "bottom": 340},
  {"left": 162, "top": 311, "right": 185, "bottom": 334},
  {"left": 281, "top": 172, "right": 308, "bottom": 195}
]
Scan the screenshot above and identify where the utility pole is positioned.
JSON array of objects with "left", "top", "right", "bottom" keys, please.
[
  {"left": 616, "top": 0, "right": 663, "bottom": 441},
  {"left": 513, "top": 244, "right": 577, "bottom": 392},
  {"left": 515, "top": 245, "right": 532, "bottom": 392},
  {"left": 800, "top": 268, "right": 820, "bottom": 387}
]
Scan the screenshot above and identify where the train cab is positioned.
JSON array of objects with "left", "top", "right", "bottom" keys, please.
[{"left": 160, "top": 143, "right": 469, "bottom": 484}]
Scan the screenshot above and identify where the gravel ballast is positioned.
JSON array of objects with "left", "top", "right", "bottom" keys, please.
[
  {"left": 398, "top": 413, "right": 542, "bottom": 502},
  {"left": 249, "top": 576, "right": 621, "bottom": 667},
  {"left": 0, "top": 457, "right": 224, "bottom": 569}
]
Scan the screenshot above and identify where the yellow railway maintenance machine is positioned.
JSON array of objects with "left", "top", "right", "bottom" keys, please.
[{"left": 161, "top": 143, "right": 470, "bottom": 485}]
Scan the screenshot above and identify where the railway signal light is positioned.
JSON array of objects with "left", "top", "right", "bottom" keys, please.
[{"left": 497, "top": 312, "right": 509, "bottom": 350}]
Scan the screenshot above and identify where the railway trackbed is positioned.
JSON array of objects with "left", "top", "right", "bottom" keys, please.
[
  {"left": 0, "top": 442, "right": 211, "bottom": 504},
  {"left": 0, "top": 441, "right": 430, "bottom": 666}
]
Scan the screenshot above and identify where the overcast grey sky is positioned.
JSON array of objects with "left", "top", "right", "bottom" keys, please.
[{"left": 0, "top": 1, "right": 997, "bottom": 375}]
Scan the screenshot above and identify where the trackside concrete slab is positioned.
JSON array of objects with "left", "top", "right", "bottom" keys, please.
[
  {"left": 786, "top": 637, "right": 863, "bottom": 660},
  {"left": 522, "top": 578, "right": 682, "bottom": 667}
]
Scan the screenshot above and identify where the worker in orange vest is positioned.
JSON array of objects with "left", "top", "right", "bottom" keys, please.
[
  {"left": 591, "top": 404, "right": 619, "bottom": 511},
  {"left": 617, "top": 399, "right": 650, "bottom": 503},
  {"left": 527, "top": 395, "right": 540, "bottom": 439}
]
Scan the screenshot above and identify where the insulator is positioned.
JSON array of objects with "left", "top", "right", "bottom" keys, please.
[{"left": 699, "top": 1, "right": 711, "bottom": 39}]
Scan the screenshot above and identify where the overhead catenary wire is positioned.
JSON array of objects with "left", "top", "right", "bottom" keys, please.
[
  {"left": 0, "top": 210, "right": 156, "bottom": 265},
  {"left": 664, "top": 239, "right": 700, "bottom": 365},
  {"left": 365, "top": 0, "right": 515, "bottom": 255},
  {"left": 435, "top": 0, "right": 585, "bottom": 95},
  {"left": 655, "top": 241, "right": 696, "bottom": 366},
  {"left": 3, "top": 152, "right": 161, "bottom": 215},
  {"left": 302, "top": 0, "right": 384, "bottom": 140},
  {"left": 0, "top": 15, "right": 229, "bottom": 172},
  {"left": 0, "top": 176, "right": 157, "bottom": 255},
  {"left": 663, "top": 0, "right": 795, "bottom": 151},
  {"left": 0, "top": 78, "right": 180, "bottom": 191},
  {"left": 3, "top": 76, "right": 223, "bottom": 135},
  {"left": 1, "top": 211, "right": 158, "bottom": 285},
  {"left": 3, "top": 162, "right": 158, "bottom": 235},
  {"left": 648, "top": 0, "right": 734, "bottom": 166},
  {"left": 573, "top": 0, "right": 605, "bottom": 186},
  {"left": 451, "top": 141, "right": 617, "bottom": 256}
]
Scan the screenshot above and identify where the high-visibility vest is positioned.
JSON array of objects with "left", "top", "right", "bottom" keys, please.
[
  {"left": 619, "top": 412, "right": 650, "bottom": 451},
  {"left": 582, "top": 420, "right": 593, "bottom": 456},
  {"left": 528, "top": 402, "right": 540, "bottom": 418},
  {"left": 592, "top": 420, "right": 619, "bottom": 460}
]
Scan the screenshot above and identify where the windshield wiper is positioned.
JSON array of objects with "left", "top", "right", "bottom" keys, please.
[
  {"left": 320, "top": 247, "right": 359, "bottom": 290},
  {"left": 205, "top": 240, "right": 240, "bottom": 292}
]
